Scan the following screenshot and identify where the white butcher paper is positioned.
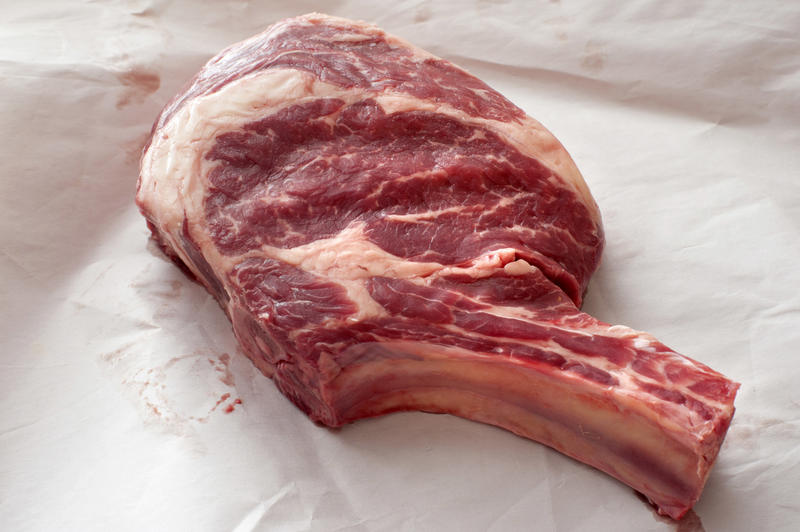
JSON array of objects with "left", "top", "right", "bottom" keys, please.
[{"left": 1, "top": 1, "right": 799, "bottom": 531}]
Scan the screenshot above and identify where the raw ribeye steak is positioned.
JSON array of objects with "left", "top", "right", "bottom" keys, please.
[{"left": 136, "top": 13, "right": 739, "bottom": 519}]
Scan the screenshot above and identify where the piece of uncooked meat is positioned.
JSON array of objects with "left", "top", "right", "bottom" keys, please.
[{"left": 136, "top": 13, "right": 738, "bottom": 519}]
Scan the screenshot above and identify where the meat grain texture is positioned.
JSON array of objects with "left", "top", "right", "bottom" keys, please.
[{"left": 136, "top": 13, "right": 738, "bottom": 519}]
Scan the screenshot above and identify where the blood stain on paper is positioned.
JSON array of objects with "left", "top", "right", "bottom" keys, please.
[
  {"left": 209, "top": 353, "right": 236, "bottom": 386},
  {"left": 116, "top": 66, "right": 161, "bottom": 109},
  {"left": 101, "top": 345, "right": 244, "bottom": 436},
  {"left": 581, "top": 40, "right": 607, "bottom": 74},
  {"left": 543, "top": 16, "right": 570, "bottom": 42},
  {"left": 209, "top": 392, "right": 243, "bottom": 415},
  {"left": 124, "top": 131, "right": 151, "bottom": 167},
  {"left": 155, "top": 279, "right": 183, "bottom": 300},
  {"left": 129, "top": 272, "right": 183, "bottom": 299},
  {"left": 413, "top": 4, "right": 432, "bottom": 23},
  {"left": 224, "top": 399, "right": 243, "bottom": 414},
  {"left": 212, "top": 392, "right": 231, "bottom": 411}
]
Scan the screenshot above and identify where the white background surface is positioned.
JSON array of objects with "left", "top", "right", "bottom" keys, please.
[{"left": 2, "top": 1, "right": 799, "bottom": 530}]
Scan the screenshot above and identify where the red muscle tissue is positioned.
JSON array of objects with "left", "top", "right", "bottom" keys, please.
[{"left": 136, "top": 14, "right": 739, "bottom": 519}]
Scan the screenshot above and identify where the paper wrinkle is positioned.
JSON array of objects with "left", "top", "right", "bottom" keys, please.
[
  {"left": 2, "top": 1, "right": 800, "bottom": 531},
  {"left": 231, "top": 483, "right": 298, "bottom": 532},
  {"left": 0, "top": 419, "right": 43, "bottom": 440}
]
